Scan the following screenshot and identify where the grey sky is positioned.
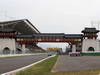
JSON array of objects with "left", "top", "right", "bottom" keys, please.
[{"left": 0, "top": 0, "right": 100, "bottom": 49}]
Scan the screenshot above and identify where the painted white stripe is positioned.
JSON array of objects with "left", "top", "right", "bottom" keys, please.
[
  {"left": 1, "top": 55, "right": 56, "bottom": 75},
  {"left": 0, "top": 53, "right": 47, "bottom": 58}
]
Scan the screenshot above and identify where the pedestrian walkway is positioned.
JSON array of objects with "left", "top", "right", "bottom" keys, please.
[{"left": 52, "top": 55, "right": 100, "bottom": 72}]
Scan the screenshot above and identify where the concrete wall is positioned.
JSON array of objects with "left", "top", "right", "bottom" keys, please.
[
  {"left": 82, "top": 39, "right": 100, "bottom": 52},
  {"left": 0, "top": 38, "right": 16, "bottom": 54}
]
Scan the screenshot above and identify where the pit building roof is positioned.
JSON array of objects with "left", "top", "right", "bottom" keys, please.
[{"left": 0, "top": 19, "right": 40, "bottom": 34}]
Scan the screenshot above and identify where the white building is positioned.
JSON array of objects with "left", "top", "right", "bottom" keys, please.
[
  {"left": 0, "top": 19, "right": 40, "bottom": 54},
  {"left": 82, "top": 28, "right": 100, "bottom": 53},
  {"left": 0, "top": 19, "right": 100, "bottom": 55}
]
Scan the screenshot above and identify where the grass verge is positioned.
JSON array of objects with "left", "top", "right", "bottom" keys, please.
[
  {"left": 16, "top": 55, "right": 100, "bottom": 75},
  {"left": 16, "top": 55, "right": 58, "bottom": 75}
]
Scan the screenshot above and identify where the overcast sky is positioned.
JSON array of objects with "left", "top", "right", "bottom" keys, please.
[{"left": 0, "top": 0, "right": 100, "bottom": 49}]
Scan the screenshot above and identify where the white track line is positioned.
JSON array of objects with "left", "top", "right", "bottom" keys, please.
[
  {"left": 0, "top": 53, "right": 47, "bottom": 58},
  {"left": 1, "top": 55, "right": 56, "bottom": 75}
]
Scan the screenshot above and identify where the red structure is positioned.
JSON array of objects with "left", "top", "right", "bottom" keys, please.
[{"left": 16, "top": 33, "right": 83, "bottom": 44}]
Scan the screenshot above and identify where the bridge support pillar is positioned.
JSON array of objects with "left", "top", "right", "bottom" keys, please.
[
  {"left": 72, "top": 45, "right": 76, "bottom": 53},
  {"left": 22, "top": 44, "right": 26, "bottom": 54}
]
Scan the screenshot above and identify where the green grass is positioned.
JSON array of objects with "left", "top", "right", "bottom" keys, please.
[
  {"left": 52, "top": 69, "right": 100, "bottom": 75},
  {"left": 16, "top": 55, "right": 58, "bottom": 75},
  {"left": 16, "top": 55, "right": 100, "bottom": 75}
]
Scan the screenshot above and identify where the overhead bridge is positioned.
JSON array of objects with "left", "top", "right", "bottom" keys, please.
[{"left": 16, "top": 33, "right": 83, "bottom": 44}]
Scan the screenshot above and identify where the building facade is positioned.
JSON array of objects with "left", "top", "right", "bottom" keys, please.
[
  {"left": 0, "top": 19, "right": 100, "bottom": 55},
  {"left": 82, "top": 28, "right": 100, "bottom": 53},
  {"left": 0, "top": 19, "right": 41, "bottom": 54}
]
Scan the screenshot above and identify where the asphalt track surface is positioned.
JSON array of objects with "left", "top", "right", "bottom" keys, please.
[
  {"left": 52, "top": 55, "right": 100, "bottom": 72},
  {"left": 0, "top": 54, "right": 48, "bottom": 74}
]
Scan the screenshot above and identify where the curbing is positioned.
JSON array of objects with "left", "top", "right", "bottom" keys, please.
[{"left": 1, "top": 54, "right": 56, "bottom": 75}]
